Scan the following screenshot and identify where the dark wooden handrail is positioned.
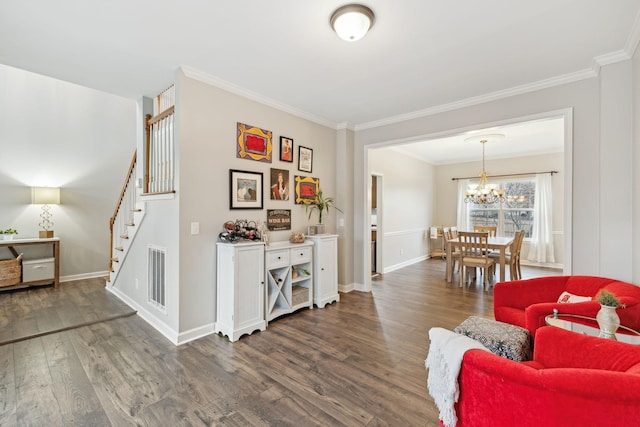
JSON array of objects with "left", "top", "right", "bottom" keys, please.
[{"left": 109, "top": 151, "right": 137, "bottom": 273}]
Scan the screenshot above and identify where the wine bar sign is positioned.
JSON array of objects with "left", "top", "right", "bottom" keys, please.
[{"left": 267, "top": 209, "right": 291, "bottom": 231}]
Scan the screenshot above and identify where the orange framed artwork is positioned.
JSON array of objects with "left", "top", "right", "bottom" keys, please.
[
  {"left": 236, "top": 122, "right": 272, "bottom": 163},
  {"left": 294, "top": 175, "right": 319, "bottom": 204}
]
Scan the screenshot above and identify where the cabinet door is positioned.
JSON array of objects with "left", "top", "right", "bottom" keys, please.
[
  {"left": 235, "top": 245, "right": 265, "bottom": 329},
  {"left": 314, "top": 236, "right": 338, "bottom": 307}
]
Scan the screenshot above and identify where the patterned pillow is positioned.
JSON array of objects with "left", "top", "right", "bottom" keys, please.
[{"left": 454, "top": 316, "right": 532, "bottom": 362}]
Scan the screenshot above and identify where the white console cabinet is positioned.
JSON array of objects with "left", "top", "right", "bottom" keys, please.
[
  {"left": 265, "top": 241, "right": 314, "bottom": 322},
  {"left": 215, "top": 241, "right": 266, "bottom": 342},
  {"left": 306, "top": 234, "right": 340, "bottom": 308}
]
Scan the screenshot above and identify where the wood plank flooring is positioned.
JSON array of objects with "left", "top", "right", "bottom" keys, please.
[
  {"left": 0, "top": 260, "right": 560, "bottom": 426},
  {"left": 0, "top": 278, "right": 136, "bottom": 346}
]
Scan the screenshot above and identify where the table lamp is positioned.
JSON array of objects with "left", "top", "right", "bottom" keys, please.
[{"left": 32, "top": 187, "right": 60, "bottom": 238}]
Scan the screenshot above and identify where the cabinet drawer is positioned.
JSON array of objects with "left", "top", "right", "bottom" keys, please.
[
  {"left": 290, "top": 246, "right": 312, "bottom": 263},
  {"left": 23, "top": 258, "right": 55, "bottom": 282},
  {"left": 266, "top": 250, "right": 289, "bottom": 268}
]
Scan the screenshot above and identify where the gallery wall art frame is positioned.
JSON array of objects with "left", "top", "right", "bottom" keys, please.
[
  {"left": 298, "top": 146, "right": 313, "bottom": 173},
  {"left": 229, "top": 169, "right": 264, "bottom": 210},
  {"left": 270, "top": 168, "right": 290, "bottom": 201},
  {"left": 294, "top": 175, "right": 320, "bottom": 205},
  {"left": 280, "top": 136, "right": 293, "bottom": 162},
  {"left": 237, "top": 122, "right": 272, "bottom": 163}
]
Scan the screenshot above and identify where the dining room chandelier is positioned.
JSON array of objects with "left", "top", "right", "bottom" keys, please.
[{"left": 464, "top": 134, "right": 506, "bottom": 205}]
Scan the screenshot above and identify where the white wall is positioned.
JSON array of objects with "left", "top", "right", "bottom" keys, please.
[
  {"left": 0, "top": 64, "right": 136, "bottom": 279},
  {"left": 351, "top": 59, "right": 635, "bottom": 289},
  {"left": 369, "top": 148, "right": 434, "bottom": 272}
]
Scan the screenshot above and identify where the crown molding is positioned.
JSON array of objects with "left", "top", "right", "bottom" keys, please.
[
  {"left": 180, "top": 65, "right": 338, "bottom": 130},
  {"left": 355, "top": 68, "right": 596, "bottom": 131},
  {"left": 625, "top": 9, "right": 640, "bottom": 57},
  {"left": 355, "top": 10, "right": 640, "bottom": 131}
]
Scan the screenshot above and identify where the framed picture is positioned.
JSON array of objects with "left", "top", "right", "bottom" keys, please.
[
  {"left": 294, "top": 175, "right": 320, "bottom": 204},
  {"left": 280, "top": 136, "right": 293, "bottom": 162},
  {"left": 270, "top": 168, "right": 290, "bottom": 200},
  {"left": 237, "top": 122, "right": 272, "bottom": 163},
  {"left": 229, "top": 169, "right": 264, "bottom": 209},
  {"left": 298, "top": 146, "right": 313, "bottom": 173}
]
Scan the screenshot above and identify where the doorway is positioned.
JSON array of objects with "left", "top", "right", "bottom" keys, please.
[{"left": 371, "top": 174, "right": 382, "bottom": 276}]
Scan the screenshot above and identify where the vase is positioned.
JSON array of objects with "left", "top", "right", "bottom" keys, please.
[{"left": 596, "top": 304, "right": 620, "bottom": 340}]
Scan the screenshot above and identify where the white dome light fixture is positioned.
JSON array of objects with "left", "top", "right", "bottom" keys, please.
[{"left": 330, "top": 4, "right": 375, "bottom": 42}]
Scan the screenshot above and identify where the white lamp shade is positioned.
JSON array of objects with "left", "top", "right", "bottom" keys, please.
[
  {"left": 32, "top": 187, "right": 60, "bottom": 205},
  {"left": 331, "top": 5, "right": 375, "bottom": 42}
]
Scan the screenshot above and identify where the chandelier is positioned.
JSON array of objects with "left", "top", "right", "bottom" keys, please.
[{"left": 464, "top": 134, "right": 506, "bottom": 205}]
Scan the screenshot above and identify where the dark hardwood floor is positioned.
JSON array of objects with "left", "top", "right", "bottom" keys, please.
[{"left": 0, "top": 260, "right": 560, "bottom": 426}]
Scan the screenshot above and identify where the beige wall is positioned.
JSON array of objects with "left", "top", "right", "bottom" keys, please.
[{"left": 352, "top": 59, "right": 635, "bottom": 289}]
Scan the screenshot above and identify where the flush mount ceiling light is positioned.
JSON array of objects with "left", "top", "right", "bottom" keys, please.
[{"left": 330, "top": 4, "right": 375, "bottom": 42}]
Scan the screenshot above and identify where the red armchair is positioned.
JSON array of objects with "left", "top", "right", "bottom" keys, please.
[
  {"left": 451, "top": 326, "right": 640, "bottom": 427},
  {"left": 493, "top": 275, "right": 640, "bottom": 337}
]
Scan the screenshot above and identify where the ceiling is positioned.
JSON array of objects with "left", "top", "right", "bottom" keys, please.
[
  {"left": 2, "top": 1, "right": 639, "bottom": 131},
  {"left": 390, "top": 116, "right": 566, "bottom": 165}
]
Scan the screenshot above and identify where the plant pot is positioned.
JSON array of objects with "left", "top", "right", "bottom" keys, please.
[
  {"left": 315, "top": 224, "right": 325, "bottom": 235},
  {"left": 2, "top": 235, "right": 14, "bottom": 241},
  {"left": 596, "top": 304, "right": 620, "bottom": 340}
]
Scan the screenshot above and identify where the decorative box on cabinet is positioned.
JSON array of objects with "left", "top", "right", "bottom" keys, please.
[
  {"left": 265, "top": 241, "right": 314, "bottom": 322},
  {"left": 306, "top": 234, "right": 339, "bottom": 308},
  {"left": 215, "top": 241, "right": 266, "bottom": 342}
]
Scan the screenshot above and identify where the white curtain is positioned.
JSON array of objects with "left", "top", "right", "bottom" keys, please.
[
  {"left": 527, "top": 173, "right": 555, "bottom": 263},
  {"left": 456, "top": 179, "right": 470, "bottom": 231}
]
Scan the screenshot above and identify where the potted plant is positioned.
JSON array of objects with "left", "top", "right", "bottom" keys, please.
[
  {"left": 595, "top": 289, "right": 621, "bottom": 339},
  {"left": 596, "top": 290, "right": 620, "bottom": 308},
  {"left": 0, "top": 228, "right": 18, "bottom": 240},
  {"left": 305, "top": 190, "right": 342, "bottom": 234}
]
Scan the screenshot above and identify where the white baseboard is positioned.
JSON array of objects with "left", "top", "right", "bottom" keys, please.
[
  {"left": 176, "top": 324, "right": 216, "bottom": 345},
  {"left": 106, "top": 285, "right": 180, "bottom": 345},
  {"left": 384, "top": 255, "right": 428, "bottom": 274},
  {"left": 61, "top": 270, "right": 110, "bottom": 283},
  {"left": 339, "top": 282, "right": 355, "bottom": 293}
]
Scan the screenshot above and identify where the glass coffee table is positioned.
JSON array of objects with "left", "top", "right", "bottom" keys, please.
[{"left": 545, "top": 310, "right": 640, "bottom": 345}]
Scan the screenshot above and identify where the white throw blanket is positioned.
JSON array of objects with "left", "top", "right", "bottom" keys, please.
[{"left": 425, "top": 327, "right": 489, "bottom": 427}]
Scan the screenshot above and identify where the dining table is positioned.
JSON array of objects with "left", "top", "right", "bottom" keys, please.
[{"left": 445, "top": 235, "right": 515, "bottom": 283}]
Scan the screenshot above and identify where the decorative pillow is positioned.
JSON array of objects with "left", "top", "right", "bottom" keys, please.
[
  {"left": 454, "top": 316, "right": 532, "bottom": 362},
  {"left": 557, "top": 291, "right": 592, "bottom": 304}
]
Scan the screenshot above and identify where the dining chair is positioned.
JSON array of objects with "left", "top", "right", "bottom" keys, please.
[
  {"left": 473, "top": 225, "right": 497, "bottom": 237},
  {"left": 442, "top": 227, "right": 461, "bottom": 273},
  {"left": 489, "top": 230, "right": 524, "bottom": 280},
  {"left": 458, "top": 231, "right": 495, "bottom": 291}
]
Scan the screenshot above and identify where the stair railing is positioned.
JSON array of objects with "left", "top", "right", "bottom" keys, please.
[{"left": 109, "top": 152, "right": 137, "bottom": 273}]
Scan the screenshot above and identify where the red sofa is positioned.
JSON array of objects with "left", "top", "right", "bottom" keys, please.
[
  {"left": 450, "top": 326, "right": 640, "bottom": 426},
  {"left": 493, "top": 275, "right": 640, "bottom": 337}
]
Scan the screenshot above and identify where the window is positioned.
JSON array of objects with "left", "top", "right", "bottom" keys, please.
[{"left": 468, "top": 179, "right": 535, "bottom": 238}]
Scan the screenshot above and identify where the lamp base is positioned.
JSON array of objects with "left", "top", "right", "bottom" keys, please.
[{"left": 39, "top": 230, "right": 54, "bottom": 238}]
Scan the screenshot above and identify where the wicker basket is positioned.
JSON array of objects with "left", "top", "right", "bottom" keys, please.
[
  {"left": 290, "top": 233, "right": 305, "bottom": 243},
  {"left": 0, "top": 253, "right": 23, "bottom": 287},
  {"left": 292, "top": 286, "right": 309, "bottom": 306}
]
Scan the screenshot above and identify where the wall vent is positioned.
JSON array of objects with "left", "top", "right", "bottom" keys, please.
[{"left": 148, "top": 245, "right": 166, "bottom": 310}]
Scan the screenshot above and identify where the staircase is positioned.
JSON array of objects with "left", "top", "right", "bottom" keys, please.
[
  {"left": 107, "top": 85, "right": 175, "bottom": 286},
  {"left": 107, "top": 153, "right": 146, "bottom": 285}
]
